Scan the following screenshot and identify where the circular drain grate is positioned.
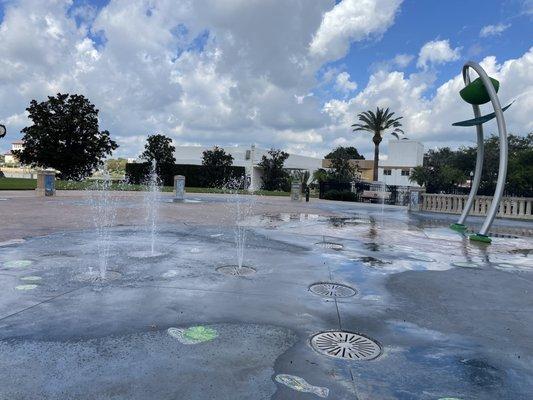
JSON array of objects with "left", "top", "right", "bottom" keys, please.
[
  {"left": 310, "top": 331, "right": 381, "bottom": 361},
  {"left": 216, "top": 265, "right": 256, "bottom": 276},
  {"left": 315, "top": 242, "right": 344, "bottom": 250},
  {"left": 309, "top": 282, "right": 356, "bottom": 298}
]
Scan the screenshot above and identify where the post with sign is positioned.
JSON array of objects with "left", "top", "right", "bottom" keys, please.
[
  {"left": 173, "top": 175, "right": 186, "bottom": 202},
  {"left": 36, "top": 169, "right": 56, "bottom": 196}
]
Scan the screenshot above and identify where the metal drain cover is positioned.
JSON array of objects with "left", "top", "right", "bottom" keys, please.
[
  {"left": 316, "top": 242, "right": 344, "bottom": 250},
  {"left": 216, "top": 265, "right": 256, "bottom": 276},
  {"left": 310, "top": 331, "right": 381, "bottom": 361},
  {"left": 309, "top": 282, "right": 356, "bottom": 298}
]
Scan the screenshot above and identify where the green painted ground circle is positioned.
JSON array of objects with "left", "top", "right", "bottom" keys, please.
[
  {"left": 15, "top": 284, "right": 38, "bottom": 291},
  {"left": 20, "top": 276, "right": 42, "bottom": 282},
  {"left": 4, "top": 260, "right": 33, "bottom": 268}
]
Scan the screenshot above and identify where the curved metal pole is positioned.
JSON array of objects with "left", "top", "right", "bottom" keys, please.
[
  {"left": 457, "top": 66, "right": 484, "bottom": 225},
  {"left": 464, "top": 61, "right": 508, "bottom": 236}
]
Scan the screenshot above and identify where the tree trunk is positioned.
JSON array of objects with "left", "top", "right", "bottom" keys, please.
[{"left": 373, "top": 142, "right": 380, "bottom": 182}]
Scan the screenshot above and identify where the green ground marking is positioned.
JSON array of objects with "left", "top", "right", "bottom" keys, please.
[
  {"left": 4, "top": 260, "right": 33, "bottom": 268},
  {"left": 15, "top": 284, "right": 38, "bottom": 291}
]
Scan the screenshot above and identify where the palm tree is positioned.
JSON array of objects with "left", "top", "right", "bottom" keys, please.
[{"left": 352, "top": 107, "right": 404, "bottom": 182}]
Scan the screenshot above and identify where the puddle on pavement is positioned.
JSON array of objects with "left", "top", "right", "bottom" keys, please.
[{"left": 275, "top": 374, "right": 329, "bottom": 398}]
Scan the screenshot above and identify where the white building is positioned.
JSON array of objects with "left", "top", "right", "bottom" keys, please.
[
  {"left": 3, "top": 141, "right": 24, "bottom": 164},
  {"left": 174, "top": 145, "right": 322, "bottom": 191},
  {"left": 377, "top": 140, "right": 424, "bottom": 187}
]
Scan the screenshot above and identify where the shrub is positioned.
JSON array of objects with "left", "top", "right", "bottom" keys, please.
[
  {"left": 125, "top": 163, "right": 245, "bottom": 188},
  {"left": 322, "top": 190, "right": 357, "bottom": 202}
]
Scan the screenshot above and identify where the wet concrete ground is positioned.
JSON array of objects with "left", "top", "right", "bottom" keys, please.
[{"left": 0, "top": 191, "right": 532, "bottom": 399}]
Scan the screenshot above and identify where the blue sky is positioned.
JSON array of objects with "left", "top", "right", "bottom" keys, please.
[
  {"left": 323, "top": 0, "right": 532, "bottom": 99},
  {"left": 0, "top": 0, "right": 532, "bottom": 159}
]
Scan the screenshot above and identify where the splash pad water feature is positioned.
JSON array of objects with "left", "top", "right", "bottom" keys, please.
[
  {"left": 1, "top": 165, "right": 532, "bottom": 398},
  {"left": 130, "top": 160, "right": 165, "bottom": 258},
  {"left": 82, "top": 168, "right": 120, "bottom": 282},
  {"left": 449, "top": 61, "right": 512, "bottom": 244}
]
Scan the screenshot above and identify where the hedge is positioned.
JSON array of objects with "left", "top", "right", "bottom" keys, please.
[
  {"left": 125, "top": 163, "right": 246, "bottom": 188},
  {"left": 322, "top": 189, "right": 357, "bottom": 202}
]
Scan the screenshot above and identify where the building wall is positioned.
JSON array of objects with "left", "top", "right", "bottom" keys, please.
[
  {"left": 4, "top": 153, "right": 16, "bottom": 164},
  {"left": 378, "top": 167, "right": 415, "bottom": 186},
  {"left": 174, "top": 145, "right": 323, "bottom": 191},
  {"left": 383, "top": 140, "right": 423, "bottom": 167},
  {"left": 378, "top": 140, "right": 424, "bottom": 187},
  {"left": 11, "top": 142, "right": 24, "bottom": 152}
]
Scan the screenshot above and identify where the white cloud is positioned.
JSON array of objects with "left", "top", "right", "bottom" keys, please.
[
  {"left": 417, "top": 39, "right": 461, "bottom": 69},
  {"left": 393, "top": 53, "right": 414, "bottom": 68},
  {"left": 0, "top": 0, "right": 529, "bottom": 162},
  {"left": 522, "top": 0, "right": 533, "bottom": 15},
  {"left": 480, "top": 23, "right": 511, "bottom": 37},
  {"left": 371, "top": 53, "right": 414, "bottom": 72},
  {"left": 335, "top": 72, "right": 357, "bottom": 93},
  {"left": 309, "top": 0, "right": 403, "bottom": 62},
  {"left": 324, "top": 47, "right": 533, "bottom": 157},
  {"left": 294, "top": 93, "right": 314, "bottom": 104},
  {"left": 0, "top": 0, "right": 334, "bottom": 156}
]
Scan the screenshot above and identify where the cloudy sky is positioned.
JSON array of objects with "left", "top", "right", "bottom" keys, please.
[{"left": 0, "top": 0, "right": 532, "bottom": 160}]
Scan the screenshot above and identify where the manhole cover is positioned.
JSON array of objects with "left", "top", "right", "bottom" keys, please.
[
  {"left": 316, "top": 242, "right": 344, "bottom": 250},
  {"left": 216, "top": 265, "right": 256, "bottom": 276},
  {"left": 310, "top": 331, "right": 381, "bottom": 361},
  {"left": 309, "top": 282, "right": 356, "bottom": 298}
]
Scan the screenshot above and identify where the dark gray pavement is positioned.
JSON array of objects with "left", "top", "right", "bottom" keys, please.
[{"left": 0, "top": 191, "right": 532, "bottom": 399}]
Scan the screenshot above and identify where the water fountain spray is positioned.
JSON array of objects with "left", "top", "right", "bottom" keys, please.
[
  {"left": 225, "top": 176, "right": 256, "bottom": 274},
  {"left": 144, "top": 160, "right": 161, "bottom": 256},
  {"left": 88, "top": 167, "right": 118, "bottom": 280}
]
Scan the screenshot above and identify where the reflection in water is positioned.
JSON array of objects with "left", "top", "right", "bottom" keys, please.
[
  {"left": 359, "top": 256, "right": 392, "bottom": 267},
  {"left": 367, "top": 217, "right": 378, "bottom": 240},
  {"left": 460, "top": 358, "right": 504, "bottom": 388}
]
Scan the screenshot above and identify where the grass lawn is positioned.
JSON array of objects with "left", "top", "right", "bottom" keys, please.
[
  {"left": 0, "top": 177, "right": 37, "bottom": 190},
  {"left": 0, "top": 177, "right": 293, "bottom": 197}
]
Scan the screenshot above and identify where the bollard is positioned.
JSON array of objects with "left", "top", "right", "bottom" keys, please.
[
  {"left": 173, "top": 175, "right": 185, "bottom": 202},
  {"left": 291, "top": 181, "right": 302, "bottom": 201},
  {"left": 408, "top": 187, "right": 424, "bottom": 212},
  {"left": 36, "top": 169, "right": 56, "bottom": 197},
  {"left": 305, "top": 187, "right": 310, "bottom": 202}
]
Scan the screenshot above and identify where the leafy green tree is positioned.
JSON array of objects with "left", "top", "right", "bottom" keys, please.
[
  {"left": 410, "top": 133, "right": 532, "bottom": 196},
  {"left": 312, "top": 168, "right": 330, "bottom": 184},
  {"left": 409, "top": 148, "right": 466, "bottom": 193},
  {"left": 352, "top": 107, "right": 403, "bottom": 181},
  {"left": 476, "top": 133, "right": 532, "bottom": 196},
  {"left": 202, "top": 146, "right": 234, "bottom": 187},
  {"left": 327, "top": 146, "right": 358, "bottom": 182},
  {"left": 258, "top": 148, "right": 289, "bottom": 191},
  {"left": 325, "top": 146, "right": 365, "bottom": 160},
  {"left": 140, "top": 134, "right": 176, "bottom": 177},
  {"left": 13, "top": 93, "right": 118, "bottom": 180},
  {"left": 141, "top": 134, "right": 175, "bottom": 165}
]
